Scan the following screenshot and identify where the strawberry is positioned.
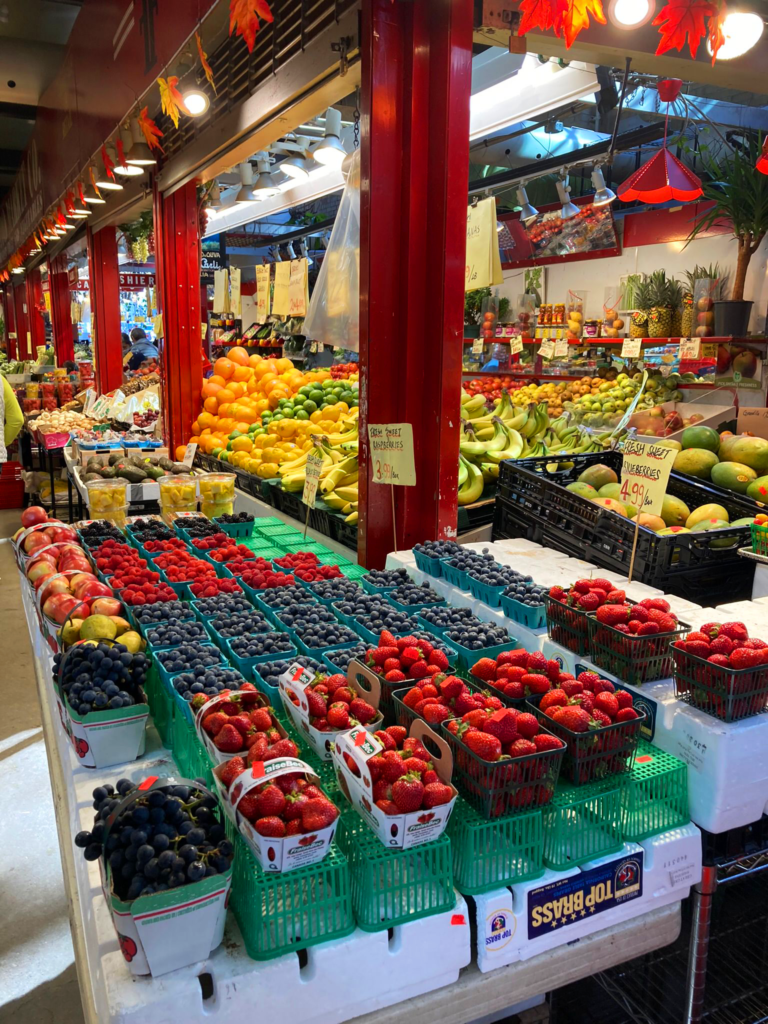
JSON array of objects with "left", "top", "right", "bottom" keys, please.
[
  {"left": 429, "top": 649, "right": 450, "bottom": 671},
  {"left": 553, "top": 706, "right": 591, "bottom": 732},
  {"left": 285, "top": 819, "right": 303, "bottom": 836},
  {"left": 655, "top": 614, "right": 679, "bottom": 633},
  {"left": 616, "top": 707, "right": 639, "bottom": 721},
  {"left": 376, "top": 799, "right": 401, "bottom": 815},
  {"left": 628, "top": 621, "right": 641, "bottom": 635},
  {"left": 463, "top": 729, "right": 503, "bottom": 761},
  {"left": 509, "top": 649, "right": 533, "bottom": 668},
  {"left": 708, "top": 635, "right": 733, "bottom": 656},
  {"left": 744, "top": 639, "right": 767, "bottom": 650},
  {"left": 380, "top": 751, "right": 408, "bottom": 781},
  {"left": 637, "top": 622, "right": 661, "bottom": 635},
  {"left": 533, "top": 733, "right": 563, "bottom": 752},
  {"left": 284, "top": 792, "right": 310, "bottom": 820},
  {"left": 301, "top": 799, "right": 339, "bottom": 831},
  {"left": 400, "top": 646, "right": 423, "bottom": 668},
  {"left": 236, "top": 794, "right": 260, "bottom": 821},
  {"left": 471, "top": 658, "right": 497, "bottom": 681},
  {"left": 374, "top": 729, "right": 397, "bottom": 751},
  {"left": 402, "top": 688, "right": 423, "bottom": 710},
  {"left": 686, "top": 640, "right": 711, "bottom": 658},
  {"left": 497, "top": 664, "right": 526, "bottom": 681},
  {"left": 540, "top": 689, "right": 569, "bottom": 711},
  {"left": 453, "top": 691, "right": 481, "bottom": 715},
  {"left": 254, "top": 783, "right": 286, "bottom": 818},
  {"left": 379, "top": 629, "right": 398, "bottom": 647},
  {"left": 250, "top": 707, "right": 273, "bottom": 731},
  {"left": 615, "top": 690, "right": 633, "bottom": 709},
  {"left": 408, "top": 660, "right": 429, "bottom": 679},
  {"left": 720, "top": 622, "right": 749, "bottom": 643},
  {"left": 707, "top": 654, "right": 730, "bottom": 666},
  {"left": 370, "top": 645, "right": 400, "bottom": 665},
  {"left": 397, "top": 636, "right": 420, "bottom": 651},
  {"left": 425, "top": 665, "right": 443, "bottom": 677},
  {"left": 503, "top": 679, "right": 525, "bottom": 700},
  {"left": 591, "top": 578, "right": 614, "bottom": 593},
  {"left": 577, "top": 592, "right": 601, "bottom": 611},
  {"left": 549, "top": 586, "right": 567, "bottom": 602},
  {"left": 508, "top": 738, "right": 537, "bottom": 757},
  {"left": 325, "top": 674, "right": 348, "bottom": 693},
  {"left": 641, "top": 597, "right": 670, "bottom": 612},
  {"left": 730, "top": 647, "right": 762, "bottom": 669},
  {"left": 577, "top": 671, "right": 601, "bottom": 690},
  {"left": 385, "top": 669, "right": 407, "bottom": 682},
  {"left": 202, "top": 711, "right": 228, "bottom": 736},
  {"left": 254, "top": 816, "right": 286, "bottom": 837},
  {"left": 628, "top": 604, "right": 649, "bottom": 623},
  {"left": 416, "top": 681, "right": 439, "bottom": 697},
  {"left": 327, "top": 702, "right": 351, "bottom": 729},
  {"left": 572, "top": 579, "right": 592, "bottom": 593},
  {"left": 700, "top": 622, "right": 721, "bottom": 639},
  {"left": 463, "top": 708, "right": 492, "bottom": 729},
  {"left": 423, "top": 782, "right": 453, "bottom": 808},
  {"left": 417, "top": 639, "right": 433, "bottom": 658},
  {"left": 373, "top": 779, "right": 393, "bottom": 802},
  {"left": 606, "top": 589, "right": 626, "bottom": 604},
  {"left": 349, "top": 698, "right": 377, "bottom": 724},
  {"left": 383, "top": 657, "right": 401, "bottom": 674},
  {"left": 526, "top": 652, "right": 549, "bottom": 673},
  {"left": 522, "top": 673, "right": 551, "bottom": 694},
  {"left": 246, "top": 736, "right": 268, "bottom": 762},
  {"left": 591, "top": 709, "right": 612, "bottom": 727},
  {"left": 403, "top": 737, "right": 430, "bottom": 759},
  {"left": 572, "top": 692, "right": 595, "bottom": 714},
  {"left": 385, "top": 725, "right": 407, "bottom": 745},
  {"left": 392, "top": 773, "right": 425, "bottom": 812},
  {"left": 561, "top": 679, "right": 584, "bottom": 697},
  {"left": 596, "top": 604, "right": 630, "bottom": 626},
  {"left": 401, "top": 756, "right": 431, "bottom": 775},
  {"left": 546, "top": 660, "right": 562, "bottom": 683},
  {"left": 483, "top": 709, "right": 519, "bottom": 743},
  {"left": 423, "top": 769, "right": 438, "bottom": 785},
  {"left": 685, "top": 631, "right": 712, "bottom": 646},
  {"left": 191, "top": 694, "right": 209, "bottom": 712},
  {"left": 214, "top": 723, "right": 244, "bottom": 752},
  {"left": 440, "top": 675, "right": 466, "bottom": 699},
  {"left": 263, "top": 738, "right": 298, "bottom": 761},
  {"left": 422, "top": 702, "right": 453, "bottom": 725},
  {"left": 219, "top": 757, "right": 246, "bottom": 788},
  {"left": 595, "top": 692, "right": 619, "bottom": 718},
  {"left": 515, "top": 712, "right": 539, "bottom": 738},
  {"left": 332, "top": 687, "right": 355, "bottom": 705}
]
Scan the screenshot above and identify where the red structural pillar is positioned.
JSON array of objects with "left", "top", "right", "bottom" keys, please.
[
  {"left": 358, "top": 0, "right": 473, "bottom": 568},
  {"left": 2, "top": 284, "right": 17, "bottom": 359},
  {"left": 154, "top": 180, "right": 202, "bottom": 455},
  {"left": 87, "top": 226, "right": 124, "bottom": 393},
  {"left": 50, "top": 254, "right": 75, "bottom": 364},
  {"left": 26, "top": 268, "right": 46, "bottom": 360},
  {"left": 13, "top": 283, "right": 29, "bottom": 360}
]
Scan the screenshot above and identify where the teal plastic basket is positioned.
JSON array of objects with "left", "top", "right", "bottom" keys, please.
[
  {"left": 413, "top": 550, "right": 444, "bottom": 577},
  {"left": 499, "top": 592, "right": 547, "bottom": 630}
]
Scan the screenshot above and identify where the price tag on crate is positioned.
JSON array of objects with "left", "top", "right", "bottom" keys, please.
[
  {"left": 368, "top": 424, "right": 416, "bottom": 486},
  {"left": 510, "top": 335, "right": 523, "bottom": 355},
  {"left": 679, "top": 337, "right": 701, "bottom": 359},
  {"left": 471, "top": 338, "right": 485, "bottom": 355},
  {"left": 554, "top": 337, "right": 569, "bottom": 358},
  {"left": 539, "top": 338, "right": 555, "bottom": 360},
  {"left": 182, "top": 442, "right": 197, "bottom": 468},
  {"left": 620, "top": 439, "right": 677, "bottom": 517},
  {"left": 621, "top": 337, "right": 642, "bottom": 359},
  {"left": 302, "top": 453, "right": 324, "bottom": 507}
]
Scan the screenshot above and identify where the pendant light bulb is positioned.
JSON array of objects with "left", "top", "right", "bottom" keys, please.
[
  {"left": 591, "top": 167, "right": 616, "bottom": 206},
  {"left": 181, "top": 87, "right": 210, "bottom": 116},
  {"left": 516, "top": 187, "right": 539, "bottom": 225},
  {"left": 312, "top": 108, "right": 346, "bottom": 166},
  {"left": 253, "top": 157, "right": 279, "bottom": 198},
  {"left": 235, "top": 162, "right": 258, "bottom": 203},
  {"left": 126, "top": 119, "right": 158, "bottom": 166},
  {"left": 556, "top": 176, "right": 580, "bottom": 218}
]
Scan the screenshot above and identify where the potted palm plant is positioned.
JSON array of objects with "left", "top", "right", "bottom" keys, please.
[{"left": 687, "top": 133, "right": 768, "bottom": 337}]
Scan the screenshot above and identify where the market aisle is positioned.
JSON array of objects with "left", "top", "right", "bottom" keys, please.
[{"left": 0, "top": 511, "right": 85, "bottom": 1024}]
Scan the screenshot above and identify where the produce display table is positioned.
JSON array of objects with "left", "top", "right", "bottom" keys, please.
[{"left": 22, "top": 554, "right": 683, "bottom": 1024}]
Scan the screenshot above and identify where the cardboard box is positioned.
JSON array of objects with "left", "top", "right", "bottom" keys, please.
[
  {"left": 195, "top": 688, "right": 281, "bottom": 764},
  {"left": 633, "top": 402, "right": 735, "bottom": 443},
  {"left": 212, "top": 756, "right": 338, "bottom": 872},
  {"left": 278, "top": 659, "right": 384, "bottom": 760},
  {"left": 331, "top": 719, "right": 458, "bottom": 849}
]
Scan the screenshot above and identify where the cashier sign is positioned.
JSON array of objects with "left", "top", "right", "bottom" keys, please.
[{"left": 620, "top": 439, "right": 677, "bottom": 517}]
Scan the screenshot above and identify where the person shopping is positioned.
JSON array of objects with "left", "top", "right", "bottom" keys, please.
[
  {"left": 1, "top": 376, "right": 23, "bottom": 462},
  {"left": 126, "top": 328, "right": 159, "bottom": 372}
]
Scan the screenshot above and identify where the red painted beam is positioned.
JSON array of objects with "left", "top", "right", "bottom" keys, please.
[
  {"left": 50, "top": 253, "right": 75, "bottom": 364},
  {"left": 13, "top": 283, "right": 29, "bottom": 360},
  {"left": 26, "top": 268, "right": 46, "bottom": 360},
  {"left": 2, "top": 285, "right": 17, "bottom": 359},
  {"left": 87, "top": 226, "right": 124, "bottom": 393},
  {"left": 358, "top": 0, "right": 472, "bottom": 568},
  {"left": 154, "top": 180, "right": 202, "bottom": 456}
]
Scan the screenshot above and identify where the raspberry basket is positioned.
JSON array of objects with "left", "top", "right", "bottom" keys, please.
[
  {"left": 436, "top": 719, "right": 564, "bottom": 819},
  {"left": 620, "top": 740, "right": 689, "bottom": 841},
  {"left": 543, "top": 776, "right": 626, "bottom": 870},
  {"left": 751, "top": 523, "right": 768, "bottom": 556},
  {"left": 587, "top": 606, "right": 690, "bottom": 686},
  {"left": 448, "top": 800, "right": 544, "bottom": 894},
  {"left": 528, "top": 694, "right": 645, "bottom": 786},
  {"left": 544, "top": 595, "right": 592, "bottom": 657},
  {"left": 212, "top": 516, "right": 254, "bottom": 539},
  {"left": 671, "top": 643, "right": 768, "bottom": 722},
  {"left": 336, "top": 813, "right": 455, "bottom": 930}
]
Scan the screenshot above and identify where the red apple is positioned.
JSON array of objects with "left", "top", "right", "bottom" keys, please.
[
  {"left": 27, "top": 560, "right": 58, "bottom": 585},
  {"left": 69, "top": 572, "right": 96, "bottom": 590},
  {"left": 21, "top": 506, "right": 48, "bottom": 529},
  {"left": 90, "top": 597, "right": 123, "bottom": 617},
  {"left": 47, "top": 526, "right": 78, "bottom": 545},
  {"left": 73, "top": 580, "right": 113, "bottom": 601},
  {"left": 39, "top": 577, "right": 72, "bottom": 604},
  {"left": 60, "top": 555, "right": 92, "bottom": 573},
  {"left": 43, "top": 594, "right": 88, "bottom": 625},
  {"left": 29, "top": 549, "right": 60, "bottom": 567},
  {"left": 57, "top": 542, "right": 85, "bottom": 558},
  {"left": 24, "top": 532, "right": 50, "bottom": 554}
]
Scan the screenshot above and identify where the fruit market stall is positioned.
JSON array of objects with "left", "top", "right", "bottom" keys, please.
[{"left": 15, "top": 502, "right": 709, "bottom": 1024}]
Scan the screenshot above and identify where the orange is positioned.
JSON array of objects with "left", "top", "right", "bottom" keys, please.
[
  {"left": 249, "top": 353, "right": 263, "bottom": 369},
  {"left": 202, "top": 380, "right": 222, "bottom": 399},
  {"left": 255, "top": 398, "right": 270, "bottom": 415},
  {"left": 267, "top": 391, "right": 284, "bottom": 410},
  {"left": 228, "top": 346, "right": 250, "bottom": 366},
  {"left": 235, "top": 421, "right": 251, "bottom": 434},
  {"left": 213, "top": 357, "right": 235, "bottom": 379},
  {"left": 175, "top": 445, "right": 187, "bottom": 461},
  {"left": 208, "top": 374, "right": 226, "bottom": 388},
  {"left": 232, "top": 365, "right": 252, "bottom": 382},
  {"left": 246, "top": 378, "right": 259, "bottom": 394},
  {"left": 189, "top": 436, "right": 199, "bottom": 446},
  {"left": 203, "top": 396, "right": 219, "bottom": 414},
  {"left": 227, "top": 381, "right": 246, "bottom": 399},
  {"left": 216, "top": 389, "right": 236, "bottom": 405},
  {"left": 217, "top": 418, "right": 235, "bottom": 433},
  {"left": 191, "top": 419, "right": 201, "bottom": 434}
]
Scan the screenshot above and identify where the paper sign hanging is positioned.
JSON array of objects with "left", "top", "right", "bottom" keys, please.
[
  {"left": 272, "top": 263, "right": 291, "bottom": 316},
  {"left": 554, "top": 338, "right": 569, "bottom": 358},
  {"left": 255, "top": 265, "right": 271, "bottom": 323},
  {"left": 302, "top": 452, "right": 324, "bottom": 507},
  {"left": 201, "top": 323, "right": 207, "bottom": 339},
  {"left": 471, "top": 338, "right": 485, "bottom": 355},
  {"left": 152, "top": 314, "right": 164, "bottom": 339},
  {"left": 510, "top": 335, "right": 523, "bottom": 355},
  {"left": 737, "top": 407, "right": 768, "bottom": 441},
  {"left": 230, "top": 267, "right": 242, "bottom": 317},
  {"left": 368, "top": 424, "right": 417, "bottom": 486},
  {"left": 679, "top": 337, "right": 700, "bottom": 359},
  {"left": 288, "top": 259, "right": 309, "bottom": 317},
  {"left": 465, "top": 197, "right": 503, "bottom": 292},
  {"left": 619, "top": 439, "right": 677, "bottom": 517},
  {"left": 213, "top": 269, "right": 229, "bottom": 313},
  {"left": 539, "top": 338, "right": 555, "bottom": 360},
  {"left": 621, "top": 337, "right": 642, "bottom": 359},
  {"left": 182, "top": 442, "right": 198, "bottom": 468}
]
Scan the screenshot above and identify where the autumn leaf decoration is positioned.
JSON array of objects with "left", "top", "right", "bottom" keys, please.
[
  {"left": 77, "top": 181, "right": 87, "bottom": 207},
  {"left": 65, "top": 192, "right": 76, "bottom": 216},
  {"left": 707, "top": 1, "right": 727, "bottom": 62},
  {"left": 518, "top": 0, "right": 568, "bottom": 35},
  {"left": 56, "top": 207, "right": 67, "bottom": 228},
  {"left": 229, "top": 0, "right": 274, "bottom": 53},
  {"left": 158, "top": 76, "right": 188, "bottom": 130},
  {"left": 101, "top": 144, "right": 116, "bottom": 181},
  {"left": 89, "top": 166, "right": 102, "bottom": 199},
  {"left": 653, "top": 0, "right": 720, "bottom": 58},
  {"left": 138, "top": 107, "right": 165, "bottom": 153},
  {"left": 196, "top": 32, "right": 216, "bottom": 95},
  {"left": 518, "top": 0, "right": 605, "bottom": 46}
]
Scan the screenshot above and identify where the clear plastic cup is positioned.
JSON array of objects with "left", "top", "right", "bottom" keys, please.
[
  {"left": 201, "top": 499, "right": 234, "bottom": 520},
  {"left": 85, "top": 479, "right": 129, "bottom": 529},
  {"left": 198, "top": 473, "right": 236, "bottom": 507},
  {"left": 158, "top": 474, "right": 198, "bottom": 513}
]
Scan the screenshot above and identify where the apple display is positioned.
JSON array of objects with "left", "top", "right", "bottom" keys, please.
[
  {"left": 73, "top": 580, "right": 113, "bottom": 602},
  {"left": 47, "top": 526, "right": 78, "bottom": 545},
  {"left": 26, "top": 561, "right": 58, "bottom": 586},
  {"left": 43, "top": 593, "right": 88, "bottom": 625},
  {"left": 20, "top": 506, "right": 48, "bottom": 529},
  {"left": 90, "top": 597, "right": 122, "bottom": 617},
  {"left": 23, "top": 532, "right": 50, "bottom": 554},
  {"left": 39, "top": 577, "right": 72, "bottom": 604}
]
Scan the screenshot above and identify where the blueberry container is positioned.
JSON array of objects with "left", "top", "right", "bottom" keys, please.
[
  {"left": 221, "top": 633, "right": 298, "bottom": 674},
  {"left": 499, "top": 591, "right": 547, "bottom": 631}
]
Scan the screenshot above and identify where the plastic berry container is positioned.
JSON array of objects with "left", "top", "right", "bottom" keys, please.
[{"left": 158, "top": 475, "right": 198, "bottom": 514}]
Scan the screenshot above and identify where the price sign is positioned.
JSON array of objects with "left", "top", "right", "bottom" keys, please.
[
  {"left": 737, "top": 407, "right": 768, "bottom": 441},
  {"left": 554, "top": 337, "right": 569, "bottom": 358},
  {"left": 255, "top": 265, "right": 271, "bottom": 323},
  {"left": 201, "top": 322, "right": 208, "bottom": 339},
  {"left": 152, "top": 314, "right": 164, "bottom": 339},
  {"left": 621, "top": 337, "right": 642, "bottom": 359},
  {"left": 288, "top": 259, "right": 309, "bottom": 316},
  {"left": 620, "top": 439, "right": 677, "bottom": 517},
  {"left": 302, "top": 453, "right": 324, "bottom": 507},
  {"left": 368, "top": 424, "right": 417, "bottom": 486},
  {"left": 471, "top": 338, "right": 485, "bottom": 355},
  {"left": 182, "top": 442, "right": 198, "bottom": 468},
  {"left": 539, "top": 338, "right": 555, "bottom": 360},
  {"left": 83, "top": 388, "right": 97, "bottom": 416},
  {"left": 272, "top": 262, "right": 291, "bottom": 316},
  {"left": 510, "top": 335, "right": 523, "bottom": 355},
  {"left": 679, "top": 337, "right": 701, "bottom": 359}
]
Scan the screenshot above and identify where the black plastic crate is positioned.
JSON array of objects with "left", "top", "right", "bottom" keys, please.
[
  {"left": 587, "top": 601, "right": 690, "bottom": 686},
  {"left": 672, "top": 644, "right": 768, "bottom": 722},
  {"left": 328, "top": 512, "right": 358, "bottom": 551},
  {"left": 494, "top": 451, "right": 755, "bottom": 602}
]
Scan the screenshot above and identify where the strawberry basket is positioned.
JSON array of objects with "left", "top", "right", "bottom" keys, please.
[
  {"left": 587, "top": 603, "right": 690, "bottom": 686},
  {"left": 447, "top": 800, "right": 543, "bottom": 894},
  {"left": 528, "top": 694, "right": 645, "bottom": 786},
  {"left": 438, "top": 720, "right": 564, "bottom": 819},
  {"left": 671, "top": 643, "right": 768, "bottom": 722},
  {"left": 620, "top": 740, "right": 689, "bottom": 841},
  {"left": 543, "top": 776, "right": 626, "bottom": 869},
  {"left": 545, "top": 595, "right": 592, "bottom": 656}
]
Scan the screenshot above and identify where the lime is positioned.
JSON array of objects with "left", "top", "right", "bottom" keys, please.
[
  {"left": 293, "top": 393, "right": 306, "bottom": 405},
  {"left": 299, "top": 385, "right": 312, "bottom": 396},
  {"left": 303, "top": 400, "right": 317, "bottom": 413},
  {"left": 322, "top": 379, "right": 335, "bottom": 389},
  {"left": 333, "top": 388, "right": 344, "bottom": 400},
  {"left": 309, "top": 389, "right": 324, "bottom": 404},
  {"left": 296, "top": 409, "right": 309, "bottom": 421},
  {"left": 211, "top": 447, "right": 221, "bottom": 457},
  {"left": 271, "top": 413, "right": 283, "bottom": 422},
  {"left": 229, "top": 430, "right": 242, "bottom": 440}
]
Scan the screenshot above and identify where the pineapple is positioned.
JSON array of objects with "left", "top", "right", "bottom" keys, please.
[
  {"left": 630, "top": 275, "right": 651, "bottom": 338},
  {"left": 647, "top": 271, "right": 674, "bottom": 338},
  {"left": 668, "top": 280, "right": 683, "bottom": 337},
  {"left": 681, "top": 291, "right": 695, "bottom": 337}
]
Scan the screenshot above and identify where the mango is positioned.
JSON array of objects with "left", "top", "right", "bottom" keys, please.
[
  {"left": 592, "top": 497, "right": 628, "bottom": 517},
  {"left": 686, "top": 504, "right": 729, "bottom": 529},
  {"left": 661, "top": 495, "right": 690, "bottom": 528},
  {"left": 567, "top": 482, "right": 597, "bottom": 498},
  {"left": 578, "top": 464, "right": 618, "bottom": 490},
  {"left": 719, "top": 436, "right": 768, "bottom": 474},
  {"left": 746, "top": 475, "right": 768, "bottom": 502},
  {"left": 710, "top": 461, "right": 757, "bottom": 494},
  {"left": 680, "top": 425, "right": 720, "bottom": 452},
  {"left": 631, "top": 513, "right": 666, "bottom": 532},
  {"left": 673, "top": 448, "right": 719, "bottom": 481}
]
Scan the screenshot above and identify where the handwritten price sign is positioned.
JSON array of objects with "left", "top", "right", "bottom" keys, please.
[
  {"left": 620, "top": 439, "right": 677, "bottom": 517},
  {"left": 368, "top": 424, "right": 417, "bottom": 486},
  {"left": 302, "top": 453, "right": 324, "bottom": 507}
]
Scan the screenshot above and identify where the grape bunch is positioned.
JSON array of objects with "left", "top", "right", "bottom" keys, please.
[
  {"left": 54, "top": 643, "right": 149, "bottom": 715},
  {"left": 74, "top": 778, "right": 233, "bottom": 901}
]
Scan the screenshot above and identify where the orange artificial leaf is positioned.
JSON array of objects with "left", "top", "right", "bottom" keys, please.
[
  {"left": 555, "top": 0, "right": 607, "bottom": 47},
  {"left": 65, "top": 192, "right": 76, "bottom": 216},
  {"left": 158, "top": 76, "right": 188, "bottom": 129},
  {"left": 138, "top": 106, "right": 165, "bottom": 153},
  {"left": 653, "top": 0, "right": 716, "bottom": 57},
  {"left": 116, "top": 138, "right": 128, "bottom": 168},
  {"left": 196, "top": 32, "right": 216, "bottom": 95},
  {"left": 707, "top": 5, "right": 726, "bottom": 62},
  {"left": 519, "top": 0, "right": 568, "bottom": 33},
  {"left": 101, "top": 144, "right": 115, "bottom": 180},
  {"left": 89, "top": 166, "right": 102, "bottom": 199},
  {"left": 77, "top": 181, "right": 87, "bottom": 206},
  {"left": 229, "top": 0, "right": 273, "bottom": 53},
  {"left": 57, "top": 206, "right": 67, "bottom": 227}
]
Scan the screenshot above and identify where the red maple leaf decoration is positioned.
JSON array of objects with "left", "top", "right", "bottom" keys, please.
[
  {"left": 56, "top": 208, "right": 66, "bottom": 227},
  {"left": 653, "top": 0, "right": 716, "bottom": 58},
  {"left": 65, "top": 192, "right": 76, "bottom": 216},
  {"left": 707, "top": 5, "right": 726, "bottom": 62},
  {"left": 101, "top": 144, "right": 116, "bottom": 180},
  {"left": 116, "top": 138, "right": 128, "bottom": 168},
  {"left": 229, "top": 0, "right": 274, "bottom": 53},
  {"left": 138, "top": 106, "right": 165, "bottom": 154},
  {"left": 518, "top": 0, "right": 569, "bottom": 34},
  {"left": 77, "top": 182, "right": 86, "bottom": 206},
  {"left": 555, "top": 0, "right": 607, "bottom": 48}
]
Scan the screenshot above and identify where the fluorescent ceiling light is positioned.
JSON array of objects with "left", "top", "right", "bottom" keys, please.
[{"left": 707, "top": 11, "right": 764, "bottom": 59}]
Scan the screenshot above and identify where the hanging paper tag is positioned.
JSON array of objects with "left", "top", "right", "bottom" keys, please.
[
  {"left": 182, "top": 442, "right": 197, "bottom": 468},
  {"left": 471, "top": 338, "right": 484, "bottom": 354},
  {"left": 679, "top": 337, "right": 701, "bottom": 359},
  {"left": 621, "top": 337, "right": 642, "bottom": 359},
  {"left": 539, "top": 338, "right": 555, "bottom": 360},
  {"left": 302, "top": 453, "right": 324, "bottom": 507},
  {"left": 554, "top": 338, "right": 569, "bottom": 358},
  {"left": 510, "top": 335, "right": 523, "bottom": 355}
]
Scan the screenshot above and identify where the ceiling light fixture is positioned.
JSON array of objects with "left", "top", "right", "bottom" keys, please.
[
  {"left": 208, "top": 181, "right": 223, "bottom": 208},
  {"left": 126, "top": 119, "right": 158, "bottom": 166},
  {"left": 83, "top": 189, "right": 106, "bottom": 205},
  {"left": 608, "top": 0, "right": 655, "bottom": 27},
  {"left": 312, "top": 108, "right": 346, "bottom": 166},
  {"left": 591, "top": 167, "right": 617, "bottom": 205},
  {"left": 279, "top": 136, "right": 313, "bottom": 181},
  {"left": 556, "top": 175, "right": 580, "bottom": 218},
  {"left": 299, "top": 240, "right": 313, "bottom": 266},
  {"left": 235, "top": 163, "right": 258, "bottom": 203},
  {"left": 12, "top": 267, "right": 24, "bottom": 274},
  {"left": 707, "top": 10, "right": 764, "bottom": 59},
  {"left": 516, "top": 186, "right": 539, "bottom": 225},
  {"left": 252, "top": 158, "right": 279, "bottom": 198},
  {"left": 96, "top": 148, "right": 124, "bottom": 190},
  {"left": 181, "top": 86, "right": 209, "bottom": 116}
]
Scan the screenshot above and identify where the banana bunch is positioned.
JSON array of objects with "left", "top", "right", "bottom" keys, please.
[{"left": 277, "top": 407, "right": 361, "bottom": 521}]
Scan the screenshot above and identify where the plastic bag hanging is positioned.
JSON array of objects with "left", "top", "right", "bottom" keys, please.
[{"left": 303, "top": 150, "right": 360, "bottom": 352}]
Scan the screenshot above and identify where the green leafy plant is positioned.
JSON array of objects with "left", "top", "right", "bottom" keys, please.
[
  {"left": 687, "top": 134, "right": 768, "bottom": 302},
  {"left": 464, "top": 287, "right": 491, "bottom": 325}
]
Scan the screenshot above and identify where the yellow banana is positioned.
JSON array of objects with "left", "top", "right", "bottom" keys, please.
[
  {"left": 321, "top": 455, "right": 359, "bottom": 494},
  {"left": 335, "top": 485, "right": 359, "bottom": 502},
  {"left": 323, "top": 492, "right": 348, "bottom": 510},
  {"left": 457, "top": 455, "right": 484, "bottom": 505},
  {"left": 345, "top": 511, "right": 358, "bottom": 524}
]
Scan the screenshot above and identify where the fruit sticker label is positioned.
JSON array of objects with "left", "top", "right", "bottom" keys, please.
[
  {"left": 620, "top": 439, "right": 677, "bottom": 517},
  {"left": 368, "top": 424, "right": 417, "bottom": 487},
  {"left": 527, "top": 852, "right": 644, "bottom": 940}
]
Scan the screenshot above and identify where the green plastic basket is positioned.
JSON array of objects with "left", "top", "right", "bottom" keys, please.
[
  {"left": 169, "top": 704, "right": 214, "bottom": 785},
  {"left": 227, "top": 824, "right": 355, "bottom": 960},
  {"left": 144, "top": 664, "right": 172, "bottom": 747},
  {"left": 543, "top": 776, "right": 625, "bottom": 871},
  {"left": 336, "top": 814, "right": 454, "bottom": 931},
  {"left": 339, "top": 564, "right": 366, "bottom": 579},
  {"left": 259, "top": 524, "right": 303, "bottom": 539},
  {"left": 620, "top": 740, "right": 689, "bottom": 841},
  {"left": 448, "top": 800, "right": 544, "bottom": 895},
  {"left": 254, "top": 517, "right": 290, "bottom": 531},
  {"left": 280, "top": 719, "right": 339, "bottom": 795},
  {"left": 751, "top": 522, "right": 768, "bottom": 556}
]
